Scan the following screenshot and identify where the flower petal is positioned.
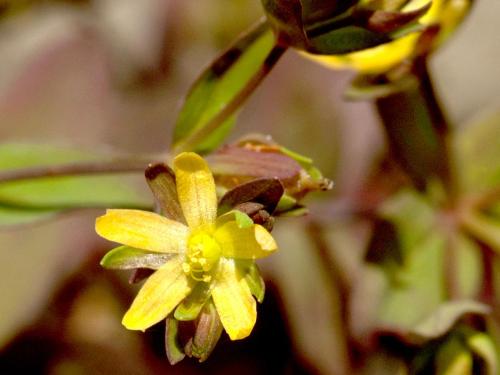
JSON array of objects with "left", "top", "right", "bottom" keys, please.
[
  {"left": 96, "top": 209, "right": 188, "bottom": 253},
  {"left": 174, "top": 152, "right": 217, "bottom": 229},
  {"left": 122, "top": 255, "right": 192, "bottom": 330},
  {"left": 215, "top": 221, "right": 277, "bottom": 259},
  {"left": 212, "top": 259, "right": 256, "bottom": 340}
]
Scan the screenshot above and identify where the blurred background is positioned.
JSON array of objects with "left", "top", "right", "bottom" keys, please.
[{"left": 1, "top": 0, "right": 500, "bottom": 374}]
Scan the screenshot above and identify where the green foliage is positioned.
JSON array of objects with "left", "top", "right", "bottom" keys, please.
[
  {"left": 172, "top": 21, "right": 279, "bottom": 154},
  {"left": 455, "top": 110, "right": 500, "bottom": 193},
  {"left": 0, "top": 143, "right": 151, "bottom": 227},
  {"left": 409, "top": 300, "right": 490, "bottom": 344}
]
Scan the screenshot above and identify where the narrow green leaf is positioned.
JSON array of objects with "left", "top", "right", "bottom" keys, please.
[
  {"left": 0, "top": 205, "right": 61, "bottom": 227},
  {"left": 0, "top": 143, "right": 151, "bottom": 227},
  {"left": 172, "top": 20, "right": 282, "bottom": 153},
  {"left": 100, "top": 246, "right": 173, "bottom": 270}
]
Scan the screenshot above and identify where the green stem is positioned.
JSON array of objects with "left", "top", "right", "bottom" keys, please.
[{"left": 0, "top": 158, "right": 159, "bottom": 183}]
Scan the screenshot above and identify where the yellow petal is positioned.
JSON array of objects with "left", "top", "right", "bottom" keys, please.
[
  {"left": 215, "top": 221, "right": 277, "bottom": 259},
  {"left": 212, "top": 258, "right": 256, "bottom": 340},
  {"left": 122, "top": 255, "right": 192, "bottom": 330},
  {"left": 306, "top": 33, "right": 418, "bottom": 74},
  {"left": 306, "top": 0, "right": 469, "bottom": 74},
  {"left": 96, "top": 209, "right": 188, "bottom": 253},
  {"left": 174, "top": 152, "right": 217, "bottom": 229}
]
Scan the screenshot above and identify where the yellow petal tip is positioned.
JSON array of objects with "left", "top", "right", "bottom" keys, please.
[
  {"left": 174, "top": 152, "right": 207, "bottom": 171},
  {"left": 255, "top": 225, "right": 278, "bottom": 252},
  {"left": 227, "top": 327, "right": 253, "bottom": 341}
]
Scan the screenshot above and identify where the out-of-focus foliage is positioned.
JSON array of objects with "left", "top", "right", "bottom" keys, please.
[
  {"left": 0, "top": 143, "right": 151, "bottom": 226},
  {"left": 1, "top": 0, "right": 500, "bottom": 374}
]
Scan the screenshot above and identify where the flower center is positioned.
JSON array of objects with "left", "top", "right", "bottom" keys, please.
[{"left": 183, "top": 232, "right": 221, "bottom": 282}]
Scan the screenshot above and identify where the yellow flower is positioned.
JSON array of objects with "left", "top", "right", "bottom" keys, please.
[
  {"left": 306, "top": 0, "right": 470, "bottom": 74},
  {"left": 95, "top": 152, "right": 277, "bottom": 340}
]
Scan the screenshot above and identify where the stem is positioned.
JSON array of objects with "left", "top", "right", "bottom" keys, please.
[
  {"left": 467, "top": 185, "right": 500, "bottom": 211},
  {"left": 375, "top": 58, "right": 456, "bottom": 200},
  {"left": 443, "top": 220, "right": 461, "bottom": 300},
  {"left": 173, "top": 44, "right": 287, "bottom": 154},
  {"left": 0, "top": 158, "right": 159, "bottom": 183},
  {"left": 306, "top": 220, "right": 354, "bottom": 372},
  {"left": 478, "top": 242, "right": 495, "bottom": 305}
]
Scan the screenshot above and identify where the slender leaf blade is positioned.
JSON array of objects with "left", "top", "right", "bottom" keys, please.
[{"left": 172, "top": 21, "right": 280, "bottom": 153}]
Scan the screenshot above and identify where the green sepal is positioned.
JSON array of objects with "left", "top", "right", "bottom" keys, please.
[
  {"left": 234, "top": 210, "right": 254, "bottom": 229},
  {"left": 174, "top": 282, "right": 212, "bottom": 321},
  {"left": 100, "top": 246, "right": 173, "bottom": 270},
  {"left": 165, "top": 316, "right": 186, "bottom": 365},
  {"left": 276, "top": 194, "right": 298, "bottom": 212},
  {"left": 238, "top": 260, "right": 265, "bottom": 303}
]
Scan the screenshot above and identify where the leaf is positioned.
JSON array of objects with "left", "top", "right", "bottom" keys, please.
[
  {"left": 376, "top": 232, "right": 446, "bottom": 329},
  {"left": 373, "top": 190, "right": 483, "bottom": 332},
  {"left": 0, "top": 143, "right": 151, "bottom": 226},
  {"left": 454, "top": 109, "right": 500, "bottom": 193},
  {"left": 409, "top": 300, "right": 490, "bottom": 344},
  {"left": 172, "top": 20, "right": 283, "bottom": 154},
  {"left": 100, "top": 246, "right": 174, "bottom": 270},
  {"left": 0, "top": 205, "right": 62, "bottom": 227},
  {"left": 308, "top": 25, "right": 390, "bottom": 54}
]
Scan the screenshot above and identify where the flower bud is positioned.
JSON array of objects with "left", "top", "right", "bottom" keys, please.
[{"left": 261, "top": 0, "right": 431, "bottom": 54}]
